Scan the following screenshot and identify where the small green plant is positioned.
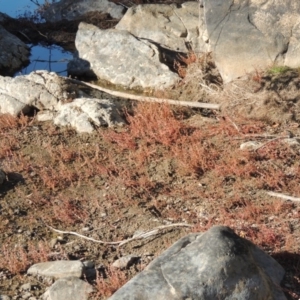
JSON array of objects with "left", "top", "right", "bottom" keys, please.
[{"left": 267, "top": 65, "right": 291, "bottom": 75}]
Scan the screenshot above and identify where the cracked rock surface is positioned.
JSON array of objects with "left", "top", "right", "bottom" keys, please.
[
  {"left": 116, "top": 2, "right": 208, "bottom": 53},
  {"left": 69, "top": 22, "right": 180, "bottom": 90},
  {"left": 0, "top": 70, "right": 125, "bottom": 132},
  {"left": 108, "top": 226, "right": 286, "bottom": 300},
  {"left": 203, "top": 0, "right": 300, "bottom": 82}
]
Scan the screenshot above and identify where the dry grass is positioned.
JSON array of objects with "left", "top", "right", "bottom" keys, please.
[
  {"left": 0, "top": 241, "right": 64, "bottom": 275},
  {"left": 93, "top": 267, "right": 128, "bottom": 298}
]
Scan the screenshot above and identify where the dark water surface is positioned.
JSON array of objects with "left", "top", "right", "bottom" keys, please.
[{"left": 0, "top": 0, "right": 72, "bottom": 76}]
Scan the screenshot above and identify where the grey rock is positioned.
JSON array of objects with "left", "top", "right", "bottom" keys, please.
[
  {"left": 0, "top": 295, "right": 10, "bottom": 300},
  {"left": 0, "top": 169, "right": 6, "bottom": 185},
  {"left": 27, "top": 261, "right": 84, "bottom": 279},
  {"left": 112, "top": 255, "right": 140, "bottom": 269},
  {"left": 42, "top": 0, "right": 124, "bottom": 21},
  {"left": 0, "top": 71, "right": 65, "bottom": 116},
  {"left": 203, "top": 0, "right": 300, "bottom": 82},
  {"left": 20, "top": 283, "right": 32, "bottom": 291},
  {"left": 116, "top": 2, "right": 208, "bottom": 53},
  {"left": 0, "top": 70, "right": 124, "bottom": 133},
  {"left": 53, "top": 98, "right": 125, "bottom": 133},
  {"left": 108, "top": 226, "right": 286, "bottom": 300},
  {"left": 0, "top": 25, "right": 30, "bottom": 76},
  {"left": 42, "top": 277, "right": 93, "bottom": 300},
  {"left": 69, "top": 22, "right": 180, "bottom": 90}
]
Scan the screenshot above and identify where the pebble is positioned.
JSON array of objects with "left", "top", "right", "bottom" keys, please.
[
  {"left": 112, "top": 255, "right": 140, "bottom": 269},
  {"left": 240, "top": 141, "right": 261, "bottom": 150},
  {"left": 20, "top": 283, "right": 32, "bottom": 291}
]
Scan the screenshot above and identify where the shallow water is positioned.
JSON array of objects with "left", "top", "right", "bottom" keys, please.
[{"left": 0, "top": 0, "right": 72, "bottom": 76}]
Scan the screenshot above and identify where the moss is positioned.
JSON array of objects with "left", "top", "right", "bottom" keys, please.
[{"left": 267, "top": 65, "right": 292, "bottom": 76}]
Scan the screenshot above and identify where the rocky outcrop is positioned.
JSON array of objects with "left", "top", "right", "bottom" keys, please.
[
  {"left": 0, "top": 71, "right": 125, "bottom": 132},
  {"left": 108, "top": 226, "right": 286, "bottom": 300},
  {"left": 69, "top": 22, "right": 180, "bottom": 90},
  {"left": 42, "top": 0, "right": 125, "bottom": 21},
  {"left": 0, "top": 25, "right": 30, "bottom": 76},
  {"left": 116, "top": 2, "right": 208, "bottom": 53},
  {"left": 203, "top": 0, "right": 300, "bottom": 82}
]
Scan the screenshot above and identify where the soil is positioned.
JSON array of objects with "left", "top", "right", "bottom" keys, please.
[{"left": 1, "top": 2, "right": 300, "bottom": 299}]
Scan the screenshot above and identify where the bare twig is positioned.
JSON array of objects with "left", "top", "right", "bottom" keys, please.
[
  {"left": 42, "top": 220, "right": 192, "bottom": 247},
  {"left": 255, "top": 136, "right": 290, "bottom": 152},
  {"left": 266, "top": 191, "right": 300, "bottom": 202},
  {"left": 68, "top": 78, "right": 221, "bottom": 110}
]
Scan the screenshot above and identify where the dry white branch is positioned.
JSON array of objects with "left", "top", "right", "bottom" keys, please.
[
  {"left": 42, "top": 221, "right": 192, "bottom": 247},
  {"left": 266, "top": 191, "right": 300, "bottom": 202},
  {"left": 69, "top": 78, "right": 221, "bottom": 110}
]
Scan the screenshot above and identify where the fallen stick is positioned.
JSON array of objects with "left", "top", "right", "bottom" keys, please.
[
  {"left": 266, "top": 191, "right": 300, "bottom": 202},
  {"left": 69, "top": 78, "right": 221, "bottom": 110},
  {"left": 42, "top": 220, "right": 192, "bottom": 247}
]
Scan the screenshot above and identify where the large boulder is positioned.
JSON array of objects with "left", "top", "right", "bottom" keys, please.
[
  {"left": 42, "top": 0, "right": 125, "bottom": 21},
  {"left": 0, "top": 25, "right": 30, "bottom": 76},
  {"left": 115, "top": 2, "right": 208, "bottom": 53},
  {"left": 69, "top": 22, "right": 180, "bottom": 90},
  {"left": 203, "top": 0, "right": 300, "bottom": 82},
  {"left": 108, "top": 226, "right": 286, "bottom": 300}
]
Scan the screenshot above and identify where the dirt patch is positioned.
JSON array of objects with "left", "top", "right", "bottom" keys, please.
[{"left": 1, "top": 70, "right": 300, "bottom": 298}]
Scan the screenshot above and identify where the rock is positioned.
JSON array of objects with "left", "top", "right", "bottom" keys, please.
[
  {"left": 0, "top": 295, "right": 10, "bottom": 300},
  {"left": 27, "top": 261, "right": 84, "bottom": 279},
  {"left": 42, "top": 277, "right": 93, "bottom": 300},
  {"left": 68, "top": 22, "right": 180, "bottom": 90},
  {"left": 116, "top": 2, "right": 208, "bottom": 53},
  {"left": 0, "top": 25, "right": 30, "bottom": 76},
  {"left": 283, "top": 137, "right": 300, "bottom": 147},
  {"left": 203, "top": 0, "right": 300, "bottom": 82},
  {"left": 0, "top": 169, "right": 6, "bottom": 185},
  {"left": 20, "top": 283, "right": 32, "bottom": 291},
  {"left": 240, "top": 141, "right": 262, "bottom": 151},
  {"left": 0, "top": 70, "right": 124, "bottom": 132},
  {"left": 0, "top": 71, "right": 65, "bottom": 115},
  {"left": 53, "top": 98, "right": 125, "bottom": 133},
  {"left": 108, "top": 226, "right": 286, "bottom": 300},
  {"left": 42, "top": 0, "right": 124, "bottom": 21},
  {"left": 112, "top": 255, "right": 140, "bottom": 269},
  {"left": 36, "top": 111, "right": 56, "bottom": 122}
]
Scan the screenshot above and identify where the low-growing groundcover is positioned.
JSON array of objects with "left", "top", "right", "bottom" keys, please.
[{"left": 0, "top": 60, "right": 300, "bottom": 299}]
